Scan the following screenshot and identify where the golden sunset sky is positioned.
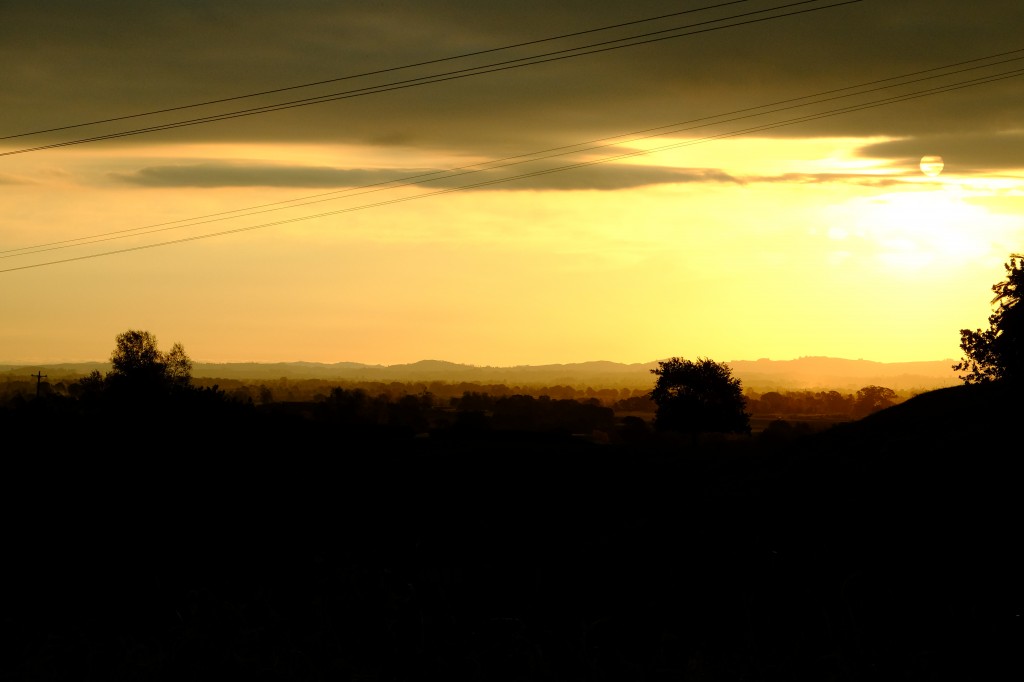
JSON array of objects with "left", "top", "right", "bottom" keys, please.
[{"left": 2, "top": 0, "right": 1023, "bottom": 366}]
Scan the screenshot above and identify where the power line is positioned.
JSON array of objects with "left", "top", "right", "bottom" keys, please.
[
  {"left": 4, "top": 63, "right": 1019, "bottom": 274},
  {"left": 0, "top": 0, "right": 760, "bottom": 142},
  {"left": 0, "top": 0, "right": 863, "bottom": 157},
  {"left": 1, "top": 0, "right": 856, "bottom": 154},
  {"left": 4, "top": 45, "right": 1021, "bottom": 259}
]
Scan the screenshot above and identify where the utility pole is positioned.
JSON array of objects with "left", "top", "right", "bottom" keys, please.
[{"left": 33, "top": 371, "right": 47, "bottom": 398}]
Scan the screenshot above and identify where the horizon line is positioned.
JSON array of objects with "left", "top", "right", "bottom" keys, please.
[{"left": 1, "top": 355, "right": 960, "bottom": 369}]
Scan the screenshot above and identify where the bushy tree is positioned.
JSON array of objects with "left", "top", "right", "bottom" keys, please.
[
  {"left": 853, "top": 385, "right": 897, "bottom": 417},
  {"left": 107, "top": 329, "right": 193, "bottom": 393},
  {"left": 163, "top": 342, "right": 193, "bottom": 388},
  {"left": 110, "top": 330, "right": 163, "bottom": 381},
  {"left": 650, "top": 357, "right": 750, "bottom": 438},
  {"left": 955, "top": 255, "right": 1024, "bottom": 384}
]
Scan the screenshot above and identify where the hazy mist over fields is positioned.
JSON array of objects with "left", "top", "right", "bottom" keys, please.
[{"left": 1, "top": 355, "right": 960, "bottom": 392}]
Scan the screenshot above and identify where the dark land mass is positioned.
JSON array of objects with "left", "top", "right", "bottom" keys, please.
[
  {"left": 1, "top": 355, "right": 960, "bottom": 391},
  {"left": 3, "top": 382, "right": 1019, "bottom": 681}
]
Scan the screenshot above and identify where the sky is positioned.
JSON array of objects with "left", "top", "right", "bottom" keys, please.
[{"left": 2, "top": 0, "right": 1023, "bottom": 366}]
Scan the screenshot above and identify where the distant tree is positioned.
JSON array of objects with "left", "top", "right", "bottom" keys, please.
[
  {"left": 69, "top": 370, "right": 106, "bottom": 401},
  {"left": 818, "top": 390, "right": 852, "bottom": 416},
  {"left": 107, "top": 329, "right": 193, "bottom": 394},
  {"left": 110, "top": 330, "right": 163, "bottom": 381},
  {"left": 955, "top": 254, "right": 1024, "bottom": 384},
  {"left": 163, "top": 342, "right": 193, "bottom": 388},
  {"left": 389, "top": 393, "right": 431, "bottom": 434},
  {"left": 324, "top": 387, "right": 372, "bottom": 426},
  {"left": 649, "top": 357, "right": 750, "bottom": 440},
  {"left": 612, "top": 395, "right": 656, "bottom": 413},
  {"left": 757, "top": 391, "right": 789, "bottom": 415},
  {"left": 853, "top": 385, "right": 898, "bottom": 417},
  {"left": 453, "top": 391, "right": 495, "bottom": 412}
]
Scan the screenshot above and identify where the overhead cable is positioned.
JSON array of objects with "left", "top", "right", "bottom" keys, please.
[
  {"left": 0, "top": 0, "right": 863, "bottom": 157},
  {"left": 0, "top": 0, "right": 760, "bottom": 141},
  {"left": 3, "top": 63, "right": 1020, "bottom": 273},
  {"left": 3, "top": 45, "right": 1020, "bottom": 259}
]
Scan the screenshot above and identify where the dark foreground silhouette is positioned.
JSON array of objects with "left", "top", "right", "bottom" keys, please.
[{"left": 3, "top": 383, "right": 1021, "bottom": 681}]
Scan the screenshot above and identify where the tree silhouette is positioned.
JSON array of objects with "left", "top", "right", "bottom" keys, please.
[
  {"left": 107, "top": 329, "right": 193, "bottom": 395},
  {"left": 955, "top": 254, "right": 1024, "bottom": 384},
  {"left": 163, "top": 342, "right": 193, "bottom": 388},
  {"left": 650, "top": 357, "right": 750, "bottom": 439},
  {"left": 110, "top": 330, "right": 163, "bottom": 379},
  {"left": 853, "top": 385, "right": 897, "bottom": 417}
]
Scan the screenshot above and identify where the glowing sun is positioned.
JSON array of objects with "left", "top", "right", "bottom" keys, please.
[{"left": 920, "top": 155, "right": 944, "bottom": 177}]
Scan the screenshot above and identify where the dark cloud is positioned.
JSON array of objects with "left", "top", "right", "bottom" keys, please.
[
  {"left": 741, "top": 172, "right": 911, "bottom": 187},
  {"left": 2, "top": 1, "right": 1023, "bottom": 165},
  {"left": 858, "top": 131, "right": 1024, "bottom": 171},
  {"left": 113, "top": 160, "right": 739, "bottom": 190},
  {"left": 433, "top": 165, "right": 741, "bottom": 191},
  {"left": 113, "top": 163, "right": 442, "bottom": 188}
]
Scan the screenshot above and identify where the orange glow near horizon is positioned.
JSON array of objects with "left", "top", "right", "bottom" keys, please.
[{"left": 2, "top": 137, "right": 1022, "bottom": 366}]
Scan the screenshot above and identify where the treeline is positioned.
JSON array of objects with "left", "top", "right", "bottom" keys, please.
[
  {"left": 2, "top": 371, "right": 909, "bottom": 424},
  {"left": 0, "top": 329, "right": 909, "bottom": 439},
  {"left": 6, "top": 370, "right": 907, "bottom": 407},
  {"left": 4, "top": 380, "right": 907, "bottom": 453},
  {"left": 280, "top": 388, "right": 622, "bottom": 440},
  {"left": 1, "top": 372, "right": 650, "bottom": 406},
  {"left": 745, "top": 385, "right": 910, "bottom": 418},
  {"left": 195, "top": 377, "right": 652, "bottom": 408}
]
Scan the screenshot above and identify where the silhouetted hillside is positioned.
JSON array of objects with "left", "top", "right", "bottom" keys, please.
[
  {"left": 4, "top": 381, "right": 1018, "bottom": 680},
  {"left": 810, "top": 381, "right": 1021, "bottom": 454}
]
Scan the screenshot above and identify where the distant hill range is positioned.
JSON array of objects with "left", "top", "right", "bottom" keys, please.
[{"left": 1, "top": 356, "right": 961, "bottom": 392}]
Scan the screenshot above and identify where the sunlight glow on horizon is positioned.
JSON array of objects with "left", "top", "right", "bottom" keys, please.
[{"left": 2, "top": 137, "right": 1022, "bottom": 366}]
